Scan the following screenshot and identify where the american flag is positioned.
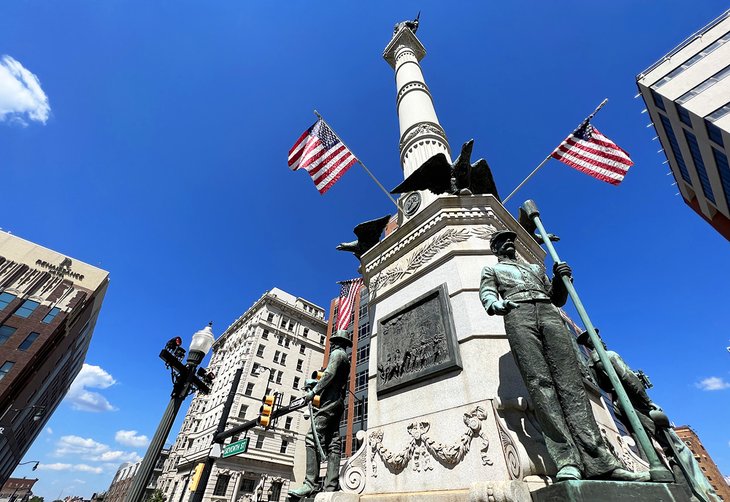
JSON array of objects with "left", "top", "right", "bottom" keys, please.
[
  {"left": 551, "top": 120, "right": 633, "bottom": 185},
  {"left": 288, "top": 118, "right": 358, "bottom": 194},
  {"left": 335, "top": 278, "right": 363, "bottom": 331}
]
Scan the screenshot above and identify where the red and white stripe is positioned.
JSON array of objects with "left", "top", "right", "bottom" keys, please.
[
  {"left": 551, "top": 127, "right": 633, "bottom": 185},
  {"left": 335, "top": 278, "right": 363, "bottom": 331}
]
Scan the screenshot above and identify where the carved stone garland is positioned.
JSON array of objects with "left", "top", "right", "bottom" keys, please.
[{"left": 369, "top": 405, "right": 492, "bottom": 477}]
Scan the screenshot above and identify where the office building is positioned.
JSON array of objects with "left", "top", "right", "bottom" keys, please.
[
  {"left": 157, "top": 288, "right": 326, "bottom": 502},
  {"left": 0, "top": 231, "right": 109, "bottom": 484},
  {"left": 674, "top": 425, "right": 730, "bottom": 500},
  {"left": 637, "top": 9, "right": 730, "bottom": 240}
]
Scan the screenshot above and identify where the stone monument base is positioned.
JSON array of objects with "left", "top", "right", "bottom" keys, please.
[
  {"left": 311, "top": 480, "right": 532, "bottom": 502},
  {"left": 531, "top": 480, "right": 691, "bottom": 502}
]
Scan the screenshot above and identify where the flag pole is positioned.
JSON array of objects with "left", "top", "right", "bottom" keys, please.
[
  {"left": 314, "top": 110, "right": 400, "bottom": 210},
  {"left": 502, "top": 98, "right": 609, "bottom": 204}
]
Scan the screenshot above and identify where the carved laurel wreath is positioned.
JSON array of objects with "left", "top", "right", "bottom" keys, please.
[
  {"left": 369, "top": 405, "right": 492, "bottom": 477},
  {"left": 369, "top": 226, "right": 495, "bottom": 294}
]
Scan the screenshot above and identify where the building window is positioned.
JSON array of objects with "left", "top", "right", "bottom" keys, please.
[
  {"left": 276, "top": 371, "right": 283, "bottom": 384},
  {"left": 677, "top": 105, "right": 692, "bottom": 127},
  {"left": 296, "top": 359, "right": 303, "bottom": 371},
  {"left": 651, "top": 89, "right": 666, "bottom": 111},
  {"left": 655, "top": 31, "right": 730, "bottom": 88},
  {"left": 252, "top": 362, "right": 261, "bottom": 376},
  {"left": 277, "top": 336, "right": 284, "bottom": 346},
  {"left": 303, "top": 328, "right": 309, "bottom": 338},
  {"left": 356, "top": 344, "right": 370, "bottom": 364},
  {"left": 712, "top": 148, "right": 730, "bottom": 211},
  {"left": 284, "top": 338, "right": 291, "bottom": 348},
  {"left": 358, "top": 321, "right": 370, "bottom": 340},
  {"left": 14, "top": 299, "right": 39, "bottom": 318},
  {"left": 340, "top": 403, "right": 349, "bottom": 428},
  {"left": 267, "top": 313, "right": 275, "bottom": 323},
  {"left": 285, "top": 416, "right": 293, "bottom": 430},
  {"left": 240, "top": 479, "right": 256, "bottom": 493},
  {"left": 280, "top": 440, "right": 289, "bottom": 453},
  {"left": 255, "top": 434, "right": 265, "bottom": 449},
  {"left": 261, "top": 329, "right": 269, "bottom": 339},
  {"left": 0, "top": 325, "right": 17, "bottom": 346},
  {"left": 280, "top": 353, "right": 287, "bottom": 365},
  {"left": 245, "top": 383, "right": 255, "bottom": 396},
  {"left": 279, "top": 317, "right": 288, "bottom": 328},
  {"left": 0, "top": 361, "right": 14, "bottom": 382},
  {"left": 213, "top": 474, "right": 230, "bottom": 496},
  {"left": 354, "top": 370, "right": 367, "bottom": 392},
  {"left": 707, "top": 101, "right": 730, "bottom": 123},
  {"left": 273, "top": 350, "right": 280, "bottom": 363},
  {"left": 320, "top": 335, "right": 325, "bottom": 345},
  {"left": 684, "top": 130, "right": 715, "bottom": 203},
  {"left": 293, "top": 376, "right": 300, "bottom": 389},
  {"left": 18, "top": 332, "right": 40, "bottom": 351},
  {"left": 677, "top": 63, "right": 730, "bottom": 105},
  {"left": 241, "top": 479, "right": 256, "bottom": 493},
  {"left": 256, "top": 345, "right": 265, "bottom": 357},
  {"left": 269, "top": 482, "right": 282, "bottom": 502},
  {"left": 659, "top": 115, "right": 692, "bottom": 184},
  {"left": 299, "top": 344, "right": 306, "bottom": 354},
  {"left": 358, "top": 300, "right": 368, "bottom": 320},
  {"left": 42, "top": 307, "right": 61, "bottom": 324},
  {"left": 705, "top": 119, "right": 724, "bottom": 146},
  {"left": 238, "top": 404, "right": 248, "bottom": 419},
  {"left": 0, "top": 292, "right": 16, "bottom": 311}
]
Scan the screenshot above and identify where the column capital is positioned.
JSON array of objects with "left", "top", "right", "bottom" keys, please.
[{"left": 383, "top": 28, "right": 426, "bottom": 69}]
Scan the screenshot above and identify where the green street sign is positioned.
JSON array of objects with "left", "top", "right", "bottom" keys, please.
[{"left": 222, "top": 438, "right": 249, "bottom": 458}]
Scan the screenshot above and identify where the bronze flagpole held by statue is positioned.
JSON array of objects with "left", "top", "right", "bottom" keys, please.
[
  {"left": 502, "top": 99, "right": 609, "bottom": 205},
  {"left": 314, "top": 110, "right": 401, "bottom": 212},
  {"left": 520, "top": 199, "right": 674, "bottom": 483}
]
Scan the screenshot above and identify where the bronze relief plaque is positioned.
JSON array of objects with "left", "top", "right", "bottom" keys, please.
[{"left": 376, "top": 283, "right": 462, "bottom": 395}]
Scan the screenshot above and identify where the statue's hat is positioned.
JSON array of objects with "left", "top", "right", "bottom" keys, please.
[
  {"left": 576, "top": 328, "right": 600, "bottom": 347},
  {"left": 489, "top": 230, "right": 517, "bottom": 253},
  {"left": 330, "top": 330, "right": 353, "bottom": 348}
]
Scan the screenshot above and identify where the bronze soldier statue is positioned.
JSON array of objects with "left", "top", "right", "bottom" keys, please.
[
  {"left": 290, "top": 331, "right": 352, "bottom": 498},
  {"left": 479, "top": 230, "right": 647, "bottom": 482}
]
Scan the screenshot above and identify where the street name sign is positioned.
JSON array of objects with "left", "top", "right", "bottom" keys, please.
[{"left": 222, "top": 438, "right": 249, "bottom": 458}]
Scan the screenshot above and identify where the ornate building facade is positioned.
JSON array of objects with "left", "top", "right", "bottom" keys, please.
[{"left": 157, "top": 288, "right": 327, "bottom": 502}]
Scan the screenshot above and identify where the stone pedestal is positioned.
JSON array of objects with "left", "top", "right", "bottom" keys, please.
[
  {"left": 332, "top": 195, "right": 650, "bottom": 502},
  {"left": 532, "top": 480, "right": 690, "bottom": 502}
]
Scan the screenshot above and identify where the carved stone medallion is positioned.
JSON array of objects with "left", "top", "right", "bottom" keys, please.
[
  {"left": 402, "top": 192, "right": 421, "bottom": 217},
  {"left": 376, "top": 283, "right": 461, "bottom": 395}
]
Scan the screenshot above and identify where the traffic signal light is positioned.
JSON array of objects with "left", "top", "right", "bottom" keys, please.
[
  {"left": 189, "top": 462, "right": 205, "bottom": 491},
  {"left": 165, "top": 337, "right": 182, "bottom": 351},
  {"left": 258, "top": 394, "right": 276, "bottom": 427}
]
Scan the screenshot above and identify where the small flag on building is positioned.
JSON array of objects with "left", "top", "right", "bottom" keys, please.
[
  {"left": 288, "top": 118, "right": 359, "bottom": 194},
  {"left": 551, "top": 120, "right": 633, "bottom": 185},
  {"left": 335, "top": 278, "right": 363, "bottom": 331}
]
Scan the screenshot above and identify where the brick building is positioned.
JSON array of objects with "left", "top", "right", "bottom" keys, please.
[
  {"left": 0, "top": 231, "right": 109, "bottom": 484},
  {"left": 674, "top": 425, "right": 730, "bottom": 500}
]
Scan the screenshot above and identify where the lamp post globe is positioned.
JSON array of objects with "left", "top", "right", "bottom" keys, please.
[{"left": 187, "top": 323, "right": 215, "bottom": 365}]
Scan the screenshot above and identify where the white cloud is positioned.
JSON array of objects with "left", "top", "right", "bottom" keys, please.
[
  {"left": 45, "top": 427, "right": 53, "bottom": 435},
  {"left": 53, "top": 434, "right": 140, "bottom": 464},
  {"left": 0, "top": 55, "right": 50, "bottom": 125},
  {"left": 37, "top": 463, "right": 102, "bottom": 474},
  {"left": 115, "top": 430, "right": 149, "bottom": 448},
  {"left": 696, "top": 377, "right": 730, "bottom": 391},
  {"left": 64, "top": 364, "right": 117, "bottom": 412}
]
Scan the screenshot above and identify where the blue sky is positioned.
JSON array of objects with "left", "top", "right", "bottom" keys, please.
[{"left": 3, "top": 1, "right": 730, "bottom": 497}]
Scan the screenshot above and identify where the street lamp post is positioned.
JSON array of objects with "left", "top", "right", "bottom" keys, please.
[
  {"left": 124, "top": 324, "right": 216, "bottom": 502},
  {"left": 0, "top": 406, "right": 45, "bottom": 436}
]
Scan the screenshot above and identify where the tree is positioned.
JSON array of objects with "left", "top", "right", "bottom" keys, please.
[
  {"left": 146, "top": 490, "right": 166, "bottom": 502},
  {"left": 28, "top": 497, "right": 44, "bottom": 502}
]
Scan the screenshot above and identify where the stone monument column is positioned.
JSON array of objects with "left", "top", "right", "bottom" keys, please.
[{"left": 384, "top": 24, "right": 451, "bottom": 218}]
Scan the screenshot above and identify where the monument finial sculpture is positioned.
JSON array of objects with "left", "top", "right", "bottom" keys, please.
[
  {"left": 393, "top": 12, "right": 420, "bottom": 36},
  {"left": 479, "top": 230, "right": 648, "bottom": 482}
]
